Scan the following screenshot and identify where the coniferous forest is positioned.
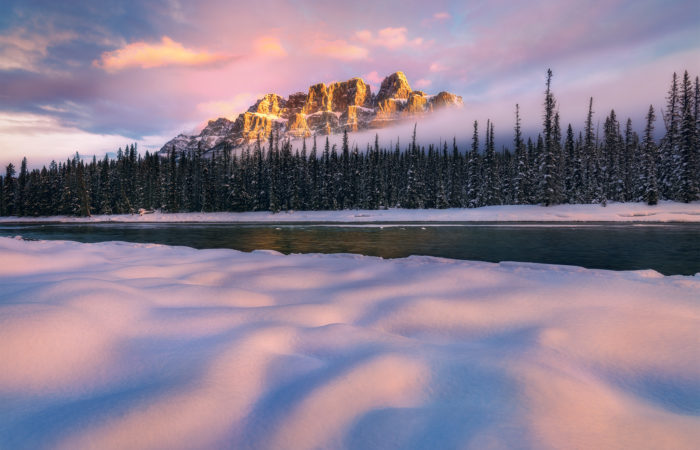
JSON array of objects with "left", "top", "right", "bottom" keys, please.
[{"left": 1, "top": 70, "right": 699, "bottom": 217}]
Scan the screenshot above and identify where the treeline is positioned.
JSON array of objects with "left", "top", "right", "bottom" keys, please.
[{"left": 1, "top": 70, "right": 698, "bottom": 217}]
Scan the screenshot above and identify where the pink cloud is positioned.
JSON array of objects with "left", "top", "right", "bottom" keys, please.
[
  {"left": 429, "top": 62, "right": 447, "bottom": 72},
  {"left": 414, "top": 78, "right": 432, "bottom": 88},
  {"left": 363, "top": 71, "right": 384, "bottom": 84},
  {"left": 254, "top": 36, "right": 286, "bottom": 57},
  {"left": 94, "top": 36, "right": 233, "bottom": 72},
  {"left": 311, "top": 39, "right": 368, "bottom": 60},
  {"left": 421, "top": 11, "right": 451, "bottom": 26},
  {"left": 196, "top": 92, "right": 261, "bottom": 121},
  {"left": 355, "top": 30, "right": 373, "bottom": 42},
  {"left": 355, "top": 27, "right": 423, "bottom": 50}
]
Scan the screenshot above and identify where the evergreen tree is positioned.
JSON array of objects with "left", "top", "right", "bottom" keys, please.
[
  {"left": 642, "top": 105, "right": 659, "bottom": 205},
  {"left": 449, "top": 137, "right": 464, "bottom": 206},
  {"left": 678, "top": 71, "right": 699, "bottom": 202},
  {"left": 539, "top": 69, "right": 561, "bottom": 205},
  {"left": 466, "top": 121, "right": 481, "bottom": 207},
  {"left": 660, "top": 72, "right": 680, "bottom": 199},
  {"left": 4, "top": 163, "right": 17, "bottom": 216},
  {"left": 483, "top": 120, "right": 499, "bottom": 205},
  {"left": 17, "top": 157, "right": 28, "bottom": 216},
  {"left": 564, "top": 124, "right": 581, "bottom": 203},
  {"left": 340, "top": 129, "right": 351, "bottom": 208},
  {"left": 0, "top": 174, "right": 4, "bottom": 216},
  {"left": 76, "top": 160, "right": 91, "bottom": 216},
  {"left": 513, "top": 104, "right": 529, "bottom": 204},
  {"left": 623, "top": 118, "right": 636, "bottom": 201},
  {"left": 2, "top": 71, "right": 697, "bottom": 216},
  {"left": 603, "top": 110, "right": 624, "bottom": 201}
]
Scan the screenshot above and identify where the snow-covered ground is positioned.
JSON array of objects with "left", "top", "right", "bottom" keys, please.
[
  {"left": 1, "top": 237, "right": 698, "bottom": 449},
  {"left": 1, "top": 201, "right": 700, "bottom": 223}
]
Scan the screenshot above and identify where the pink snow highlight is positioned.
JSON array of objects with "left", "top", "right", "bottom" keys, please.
[
  {"left": 1, "top": 201, "right": 699, "bottom": 224},
  {"left": 0, "top": 237, "right": 698, "bottom": 448}
]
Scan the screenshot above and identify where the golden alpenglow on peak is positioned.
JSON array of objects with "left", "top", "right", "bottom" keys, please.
[{"left": 160, "top": 71, "right": 463, "bottom": 155}]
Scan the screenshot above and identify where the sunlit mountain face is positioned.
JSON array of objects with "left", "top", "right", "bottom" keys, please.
[
  {"left": 1, "top": 0, "right": 699, "bottom": 167},
  {"left": 159, "top": 71, "right": 464, "bottom": 156}
]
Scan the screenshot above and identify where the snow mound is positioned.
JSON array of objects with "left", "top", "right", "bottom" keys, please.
[{"left": 0, "top": 237, "right": 698, "bottom": 449}]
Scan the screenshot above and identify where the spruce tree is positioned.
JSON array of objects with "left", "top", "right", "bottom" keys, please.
[
  {"left": 642, "top": 105, "right": 659, "bottom": 205},
  {"left": 678, "top": 71, "right": 699, "bottom": 202},
  {"left": 513, "top": 104, "right": 529, "bottom": 204},
  {"left": 3, "top": 164, "right": 16, "bottom": 216},
  {"left": 17, "top": 157, "right": 28, "bottom": 216},
  {"left": 661, "top": 72, "right": 680, "bottom": 199},
  {"left": 466, "top": 121, "right": 481, "bottom": 207},
  {"left": 564, "top": 124, "right": 576, "bottom": 203},
  {"left": 539, "top": 69, "right": 560, "bottom": 205},
  {"left": 695, "top": 76, "right": 700, "bottom": 193},
  {"left": 0, "top": 174, "right": 4, "bottom": 216},
  {"left": 483, "top": 120, "right": 499, "bottom": 205},
  {"left": 623, "top": 118, "right": 636, "bottom": 201},
  {"left": 583, "top": 97, "right": 603, "bottom": 203},
  {"left": 603, "top": 110, "right": 624, "bottom": 201}
]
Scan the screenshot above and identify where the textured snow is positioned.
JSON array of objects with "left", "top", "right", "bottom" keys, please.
[
  {"left": 1, "top": 237, "right": 698, "bottom": 449},
  {"left": 1, "top": 201, "right": 699, "bottom": 223},
  {"left": 252, "top": 112, "right": 289, "bottom": 123}
]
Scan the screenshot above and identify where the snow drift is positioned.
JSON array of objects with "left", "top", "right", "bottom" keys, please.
[{"left": 0, "top": 237, "right": 698, "bottom": 449}]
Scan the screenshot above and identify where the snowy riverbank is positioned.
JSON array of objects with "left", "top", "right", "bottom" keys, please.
[
  {"left": 1, "top": 201, "right": 700, "bottom": 223},
  {"left": 1, "top": 237, "right": 698, "bottom": 448}
]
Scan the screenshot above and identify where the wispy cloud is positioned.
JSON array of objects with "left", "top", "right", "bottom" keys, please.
[
  {"left": 429, "top": 62, "right": 447, "bottom": 72},
  {"left": 355, "top": 27, "right": 423, "bottom": 50},
  {"left": 363, "top": 71, "right": 384, "bottom": 84},
  {"left": 0, "top": 111, "right": 168, "bottom": 168},
  {"left": 94, "top": 36, "right": 233, "bottom": 72},
  {"left": 196, "top": 93, "right": 261, "bottom": 121},
  {"left": 414, "top": 78, "right": 432, "bottom": 88},
  {"left": 0, "top": 28, "right": 76, "bottom": 73},
  {"left": 311, "top": 39, "right": 368, "bottom": 60},
  {"left": 1, "top": 0, "right": 698, "bottom": 165},
  {"left": 255, "top": 36, "right": 287, "bottom": 57}
]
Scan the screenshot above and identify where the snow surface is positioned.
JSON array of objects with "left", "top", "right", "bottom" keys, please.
[
  {"left": 1, "top": 201, "right": 699, "bottom": 224},
  {"left": 1, "top": 237, "right": 699, "bottom": 449}
]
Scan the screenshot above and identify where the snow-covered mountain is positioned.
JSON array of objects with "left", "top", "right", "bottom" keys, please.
[{"left": 159, "top": 71, "right": 463, "bottom": 155}]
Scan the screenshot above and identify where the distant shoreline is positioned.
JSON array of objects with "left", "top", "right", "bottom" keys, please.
[{"left": 1, "top": 201, "right": 699, "bottom": 224}]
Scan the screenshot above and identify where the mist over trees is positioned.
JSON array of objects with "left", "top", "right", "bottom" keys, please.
[{"left": 1, "top": 70, "right": 698, "bottom": 217}]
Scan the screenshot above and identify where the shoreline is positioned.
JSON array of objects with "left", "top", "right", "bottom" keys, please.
[{"left": 1, "top": 201, "right": 699, "bottom": 224}]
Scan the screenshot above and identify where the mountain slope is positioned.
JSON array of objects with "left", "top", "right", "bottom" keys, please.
[{"left": 159, "top": 71, "right": 463, "bottom": 155}]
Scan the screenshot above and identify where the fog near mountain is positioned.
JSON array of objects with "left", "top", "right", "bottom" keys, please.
[
  {"left": 159, "top": 72, "right": 463, "bottom": 156},
  {"left": 324, "top": 83, "right": 668, "bottom": 154},
  {"left": 171, "top": 67, "right": 672, "bottom": 158}
]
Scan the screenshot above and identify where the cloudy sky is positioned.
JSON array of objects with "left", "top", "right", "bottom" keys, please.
[{"left": 1, "top": 0, "right": 699, "bottom": 167}]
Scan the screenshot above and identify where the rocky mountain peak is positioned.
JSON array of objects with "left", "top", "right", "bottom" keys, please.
[
  {"left": 376, "top": 71, "right": 412, "bottom": 102},
  {"left": 248, "top": 94, "right": 286, "bottom": 116},
  {"left": 160, "top": 71, "right": 463, "bottom": 156}
]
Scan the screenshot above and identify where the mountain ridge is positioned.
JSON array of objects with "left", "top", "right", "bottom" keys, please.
[{"left": 159, "top": 71, "right": 463, "bottom": 155}]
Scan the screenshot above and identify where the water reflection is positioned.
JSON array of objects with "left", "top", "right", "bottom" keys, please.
[{"left": 1, "top": 222, "right": 699, "bottom": 275}]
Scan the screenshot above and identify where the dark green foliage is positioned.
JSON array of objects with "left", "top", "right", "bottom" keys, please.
[
  {"left": 642, "top": 105, "right": 659, "bottom": 205},
  {"left": 679, "top": 71, "right": 699, "bottom": 202},
  {"left": 538, "top": 69, "right": 561, "bottom": 206},
  {"left": 1, "top": 71, "right": 698, "bottom": 216}
]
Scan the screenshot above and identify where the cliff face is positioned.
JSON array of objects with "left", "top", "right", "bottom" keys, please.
[{"left": 160, "top": 71, "right": 463, "bottom": 155}]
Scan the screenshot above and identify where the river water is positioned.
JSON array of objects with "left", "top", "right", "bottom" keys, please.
[{"left": 1, "top": 222, "right": 699, "bottom": 275}]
